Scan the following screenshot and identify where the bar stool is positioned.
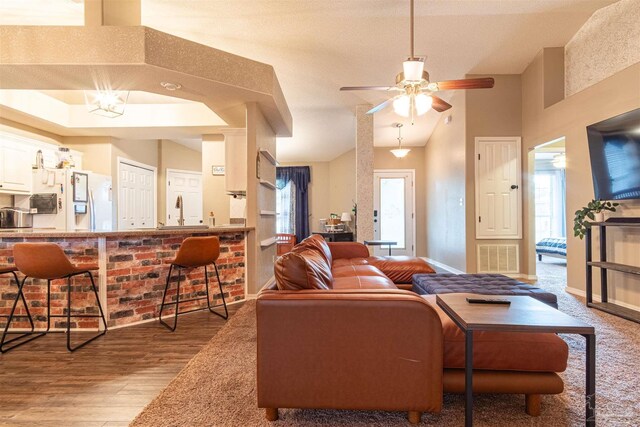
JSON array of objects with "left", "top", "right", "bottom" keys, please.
[
  {"left": 159, "top": 236, "right": 228, "bottom": 331},
  {"left": 0, "top": 266, "right": 44, "bottom": 353},
  {"left": 13, "top": 243, "right": 108, "bottom": 352}
]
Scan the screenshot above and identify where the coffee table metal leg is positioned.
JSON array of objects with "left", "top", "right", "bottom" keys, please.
[
  {"left": 465, "top": 330, "right": 473, "bottom": 427},
  {"left": 585, "top": 333, "right": 596, "bottom": 426}
]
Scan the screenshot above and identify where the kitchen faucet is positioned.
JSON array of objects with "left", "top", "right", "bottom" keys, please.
[{"left": 175, "top": 195, "right": 185, "bottom": 226}]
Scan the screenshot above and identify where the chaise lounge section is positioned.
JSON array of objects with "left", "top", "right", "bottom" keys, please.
[{"left": 257, "top": 235, "right": 568, "bottom": 423}]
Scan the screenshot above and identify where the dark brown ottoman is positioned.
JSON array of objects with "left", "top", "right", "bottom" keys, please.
[{"left": 412, "top": 273, "right": 558, "bottom": 309}]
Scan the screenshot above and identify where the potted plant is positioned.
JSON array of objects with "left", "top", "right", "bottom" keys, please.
[{"left": 573, "top": 199, "right": 619, "bottom": 239}]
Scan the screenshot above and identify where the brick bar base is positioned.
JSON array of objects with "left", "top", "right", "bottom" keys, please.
[{"left": 0, "top": 231, "right": 246, "bottom": 330}]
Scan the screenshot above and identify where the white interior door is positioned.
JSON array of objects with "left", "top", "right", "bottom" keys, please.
[
  {"left": 475, "top": 137, "right": 522, "bottom": 239},
  {"left": 166, "top": 169, "right": 203, "bottom": 226},
  {"left": 118, "top": 161, "right": 156, "bottom": 230},
  {"left": 373, "top": 170, "right": 415, "bottom": 256}
]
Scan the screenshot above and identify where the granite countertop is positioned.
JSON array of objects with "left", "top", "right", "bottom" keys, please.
[{"left": 0, "top": 226, "right": 254, "bottom": 239}]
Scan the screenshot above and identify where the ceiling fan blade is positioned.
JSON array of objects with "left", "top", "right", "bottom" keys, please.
[
  {"left": 340, "top": 86, "right": 400, "bottom": 91},
  {"left": 366, "top": 97, "right": 396, "bottom": 115},
  {"left": 431, "top": 95, "right": 452, "bottom": 112},
  {"left": 430, "top": 77, "right": 495, "bottom": 91}
]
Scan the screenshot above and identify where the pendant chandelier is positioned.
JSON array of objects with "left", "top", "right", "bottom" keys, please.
[{"left": 390, "top": 123, "right": 410, "bottom": 158}]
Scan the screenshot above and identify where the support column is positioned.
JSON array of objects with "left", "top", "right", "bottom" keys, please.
[
  {"left": 355, "top": 105, "right": 374, "bottom": 244},
  {"left": 85, "top": 0, "right": 141, "bottom": 27}
]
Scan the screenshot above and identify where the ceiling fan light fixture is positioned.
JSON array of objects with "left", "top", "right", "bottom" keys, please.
[
  {"left": 414, "top": 93, "right": 433, "bottom": 116},
  {"left": 393, "top": 95, "right": 411, "bottom": 117},
  {"left": 402, "top": 60, "right": 424, "bottom": 82}
]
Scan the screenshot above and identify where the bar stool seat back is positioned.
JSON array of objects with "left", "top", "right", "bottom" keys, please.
[
  {"left": 173, "top": 236, "right": 221, "bottom": 268},
  {"left": 14, "top": 243, "right": 87, "bottom": 280}
]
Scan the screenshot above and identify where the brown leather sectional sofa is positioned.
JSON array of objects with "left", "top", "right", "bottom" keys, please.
[{"left": 257, "top": 235, "right": 568, "bottom": 424}]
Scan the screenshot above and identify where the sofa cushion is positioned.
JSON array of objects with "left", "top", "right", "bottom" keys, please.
[
  {"left": 332, "top": 275, "right": 397, "bottom": 290},
  {"left": 333, "top": 256, "right": 435, "bottom": 284},
  {"left": 295, "top": 234, "right": 333, "bottom": 266},
  {"left": 331, "top": 265, "right": 388, "bottom": 279},
  {"left": 367, "top": 256, "right": 435, "bottom": 283},
  {"left": 274, "top": 249, "right": 333, "bottom": 290},
  {"left": 332, "top": 257, "right": 370, "bottom": 268},
  {"left": 422, "top": 295, "right": 568, "bottom": 373}
]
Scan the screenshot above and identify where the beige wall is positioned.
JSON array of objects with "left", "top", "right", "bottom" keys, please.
[
  {"left": 565, "top": 0, "right": 640, "bottom": 97},
  {"left": 465, "top": 74, "right": 523, "bottom": 272},
  {"left": 523, "top": 51, "right": 640, "bottom": 307},
  {"left": 280, "top": 161, "right": 330, "bottom": 233},
  {"left": 63, "top": 136, "right": 113, "bottom": 175},
  {"left": 374, "top": 147, "right": 427, "bottom": 257},
  {"left": 329, "top": 149, "right": 356, "bottom": 220},
  {"left": 424, "top": 91, "right": 467, "bottom": 271},
  {"left": 202, "top": 135, "right": 230, "bottom": 225},
  {"left": 158, "top": 139, "right": 202, "bottom": 222}
]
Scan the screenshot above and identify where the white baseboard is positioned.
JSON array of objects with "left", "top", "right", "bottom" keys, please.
[
  {"left": 422, "top": 258, "right": 465, "bottom": 274},
  {"left": 505, "top": 273, "right": 538, "bottom": 281},
  {"left": 108, "top": 298, "right": 246, "bottom": 330},
  {"left": 565, "top": 286, "right": 640, "bottom": 312}
]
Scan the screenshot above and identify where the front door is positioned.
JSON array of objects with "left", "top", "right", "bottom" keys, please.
[
  {"left": 373, "top": 170, "right": 415, "bottom": 256},
  {"left": 166, "top": 169, "right": 203, "bottom": 226}
]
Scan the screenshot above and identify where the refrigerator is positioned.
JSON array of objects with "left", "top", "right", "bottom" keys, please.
[{"left": 16, "top": 169, "right": 113, "bottom": 231}]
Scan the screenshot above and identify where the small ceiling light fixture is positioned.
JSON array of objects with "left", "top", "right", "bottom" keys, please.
[
  {"left": 552, "top": 152, "right": 566, "bottom": 169},
  {"left": 84, "top": 89, "right": 129, "bottom": 118},
  {"left": 390, "top": 123, "right": 411, "bottom": 158},
  {"left": 161, "top": 81, "right": 182, "bottom": 91},
  {"left": 392, "top": 88, "right": 433, "bottom": 124}
]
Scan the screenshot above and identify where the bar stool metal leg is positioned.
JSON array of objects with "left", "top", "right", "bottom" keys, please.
[
  {"left": 159, "top": 265, "right": 182, "bottom": 332},
  {"left": 205, "top": 263, "right": 228, "bottom": 320},
  {"left": 0, "top": 273, "right": 46, "bottom": 353},
  {"left": 64, "top": 271, "right": 108, "bottom": 352}
]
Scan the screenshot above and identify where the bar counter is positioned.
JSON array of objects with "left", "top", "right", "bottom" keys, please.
[{"left": 0, "top": 227, "right": 251, "bottom": 330}]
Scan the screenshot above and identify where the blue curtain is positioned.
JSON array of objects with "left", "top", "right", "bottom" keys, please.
[{"left": 276, "top": 166, "right": 311, "bottom": 243}]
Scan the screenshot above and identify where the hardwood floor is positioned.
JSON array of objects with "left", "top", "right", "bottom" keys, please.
[{"left": 0, "top": 302, "right": 244, "bottom": 426}]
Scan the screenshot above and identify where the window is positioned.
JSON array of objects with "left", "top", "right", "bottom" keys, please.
[
  {"left": 534, "top": 170, "right": 566, "bottom": 242},
  {"left": 276, "top": 180, "right": 295, "bottom": 234}
]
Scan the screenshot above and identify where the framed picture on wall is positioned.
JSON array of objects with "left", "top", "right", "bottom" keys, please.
[{"left": 212, "top": 165, "right": 225, "bottom": 176}]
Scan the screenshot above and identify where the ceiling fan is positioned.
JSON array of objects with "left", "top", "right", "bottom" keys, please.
[{"left": 340, "top": 0, "right": 494, "bottom": 123}]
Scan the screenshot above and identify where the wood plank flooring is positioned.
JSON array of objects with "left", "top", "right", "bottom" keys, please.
[{"left": 0, "top": 302, "right": 244, "bottom": 426}]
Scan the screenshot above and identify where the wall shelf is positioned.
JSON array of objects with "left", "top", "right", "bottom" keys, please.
[
  {"left": 259, "top": 179, "right": 276, "bottom": 190},
  {"left": 585, "top": 218, "right": 640, "bottom": 324},
  {"left": 259, "top": 149, "right": 278, "bottom": 165},
  {"left": 260, "top": 236, "right": 277, "bottom": 248},
  {"left": 260, "top": 210, "right": 276, "bottom": 216}
]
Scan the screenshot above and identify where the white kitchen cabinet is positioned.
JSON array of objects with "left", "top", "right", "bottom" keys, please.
[{"left": 0, "top": 142, "right": 33, "bottom": 194}]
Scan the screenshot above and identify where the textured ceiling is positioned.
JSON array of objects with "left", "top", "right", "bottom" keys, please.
[{"left": 0, "top": 0, "right": 617, "bottom": 161}]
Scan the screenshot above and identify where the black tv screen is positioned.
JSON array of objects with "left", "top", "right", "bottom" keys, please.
[{"left": 587, "top": 108, "right": 640, "bottom": 200}]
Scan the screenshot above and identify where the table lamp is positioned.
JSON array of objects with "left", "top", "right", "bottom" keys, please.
[{"left": 341, "top": 212, "right": 352, "bottom": 230}]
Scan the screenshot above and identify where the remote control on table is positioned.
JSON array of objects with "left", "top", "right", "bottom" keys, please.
[{"left": 466, "top": 297, "right": 511, "bottom": 305}]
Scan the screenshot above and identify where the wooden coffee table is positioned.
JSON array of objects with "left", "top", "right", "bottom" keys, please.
[{"left": 436, "top": 294, "right": 596, "bottom": 427}]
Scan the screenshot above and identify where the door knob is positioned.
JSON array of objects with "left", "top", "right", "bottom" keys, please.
[{"left": 510, "top": 185, "right": 519, "bottom": 190}]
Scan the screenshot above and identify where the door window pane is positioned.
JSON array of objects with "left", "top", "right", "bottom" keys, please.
[{"left": 380, "top": 177, "right": 405, "bottom": 248}]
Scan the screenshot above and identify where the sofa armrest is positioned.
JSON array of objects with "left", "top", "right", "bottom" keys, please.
[
  {"left": 327, "top": 241, "right": 370, "bottom": 260},
  {"left": 256, "top": 290, "right": 444, "bottom": 413}
]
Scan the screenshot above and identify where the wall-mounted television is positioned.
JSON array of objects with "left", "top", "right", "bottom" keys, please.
[{"left": 587, "top": 108, "right": 640, "bottom": 200}]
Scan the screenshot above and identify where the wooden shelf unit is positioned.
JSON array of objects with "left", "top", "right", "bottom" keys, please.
[
  {"left": 259, "top": 179, "right": 276, "bottom": 190},
  {"left": 585, "top": 218, "right": 640, "bottom": 323},
  {"left": 259, "top": 149, "right": 278, "bottom": 165}
]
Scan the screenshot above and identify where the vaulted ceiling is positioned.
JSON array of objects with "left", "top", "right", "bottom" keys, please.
[{"left": 0, "top": 0, "right": 617, "bottom": 161}]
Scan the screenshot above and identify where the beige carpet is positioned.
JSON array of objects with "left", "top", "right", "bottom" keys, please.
[{"left": 131, "top": 273, "right": 640, "bottom": 426}]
